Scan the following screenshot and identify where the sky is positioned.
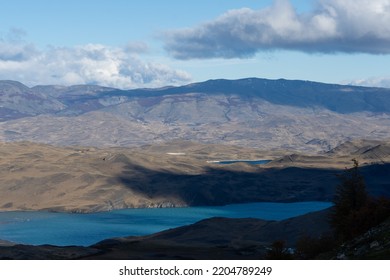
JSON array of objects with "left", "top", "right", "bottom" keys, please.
[{"left": 1, "top": 0, "right": 390, "bottom": 89}]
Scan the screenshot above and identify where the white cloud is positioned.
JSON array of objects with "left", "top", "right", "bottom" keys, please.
[
  {"left": 344, "top": 76, "right": 390, "bottom": 88},
  {"left": 0, "top": 29, "right": 37, "bottom": 62},
  {"left": 0, "top": 41, "right": 191, "bottom": 88},
  {"left": 0, "top": 42, "right": 37, "bottom": 61},
  {"left": 124, "top": 41, "right": 149, "bottom": 54},
  {"left": 164, "top": 0, "right": 390, "bottom": 59}
]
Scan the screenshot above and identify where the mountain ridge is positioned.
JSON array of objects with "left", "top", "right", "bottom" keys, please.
[
  {"left": 2, "top": 77, "right": 390, "bottom": 118},
  {"left": 1, "top": 77, "right": 390, "bottom": 152}
]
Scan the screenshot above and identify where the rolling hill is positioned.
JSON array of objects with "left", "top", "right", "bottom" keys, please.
[{"left": 0, "top": 140, "right": 389, "bottom": 212}]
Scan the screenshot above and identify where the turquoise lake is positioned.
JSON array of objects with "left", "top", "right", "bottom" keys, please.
[
  {"left": 216, "top": 159, "right": 272, "bottom": 165},
  {"left": 0, "top": 202, "right": 332, "bottom": 246}
]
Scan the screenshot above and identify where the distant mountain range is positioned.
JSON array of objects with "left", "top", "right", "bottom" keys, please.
[{"left": 1, "top": 78, "right": 390, "bottom": 152}]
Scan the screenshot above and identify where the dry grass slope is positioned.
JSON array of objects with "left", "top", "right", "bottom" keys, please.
[{"left": 1, "top": 140, "right": 389, "bottom": 212}]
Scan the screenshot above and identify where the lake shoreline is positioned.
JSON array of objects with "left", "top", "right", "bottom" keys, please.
[
  {"left": 0, "top": 207, "right": 334, "bottom": 260},
  {"left": 0, "top": 201, "right": 332, "bottom": 247},
  {"left": 0, "top": 199, "right": 333, "bottom": 214}
]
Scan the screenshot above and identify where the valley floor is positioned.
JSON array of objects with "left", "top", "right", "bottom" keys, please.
[{"left": 0, "top": 140, "right": 389, "bottom": 259}]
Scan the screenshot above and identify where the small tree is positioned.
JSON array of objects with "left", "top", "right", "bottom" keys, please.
[
  {"left": 331, "top": 159, "right": 368, "bottom": 241},
  {"left": 295, "top": 234, "right": 336, "bottom": 259},
  {"left": 265, "top": 240, "right": 294, "bottom": 260}
]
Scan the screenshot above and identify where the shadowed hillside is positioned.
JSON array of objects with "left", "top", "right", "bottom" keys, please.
[{"left": 0, "top": 141, "right": 389, "bottom": 212}]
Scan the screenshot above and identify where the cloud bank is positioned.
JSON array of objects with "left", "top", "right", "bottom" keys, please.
[
  {"left": 346, "top": 76, "right": 390, "bottom": 88},
  {"left": 0, "top": 34, "right": 191, "bottom": 88},
  {"left": 164, "top": 0, "right": 390, "bottom": 59}
]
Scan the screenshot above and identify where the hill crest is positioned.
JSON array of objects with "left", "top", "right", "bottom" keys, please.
[{"left": 1, "top": 77, "right": 390, "bottom": 152}]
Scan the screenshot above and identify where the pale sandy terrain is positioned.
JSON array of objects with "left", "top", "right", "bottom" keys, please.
[{"left": 0, "top": 140, "right": 389, "bottom": 212}]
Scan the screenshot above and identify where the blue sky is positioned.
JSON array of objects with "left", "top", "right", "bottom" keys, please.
[{"left": 1, "top": 0, "right": 390, "bottom": 88}]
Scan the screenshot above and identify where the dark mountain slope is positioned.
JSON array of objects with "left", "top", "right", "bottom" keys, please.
[
  {"left": 335, "top": 217, "right": 390, "bottom": 259},
  {"left": 119, "top": 78, "right": 390, "bottom": 114},
  {"left": 0, "top": 80, "right": 65, "bottom": 120}
]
